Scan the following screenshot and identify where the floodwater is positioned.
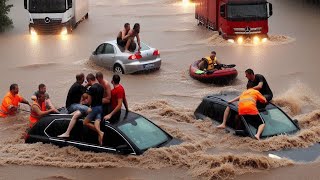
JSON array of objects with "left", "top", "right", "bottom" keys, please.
[{"left": 0, "top": 0, "right": 320, "bottom": 179}]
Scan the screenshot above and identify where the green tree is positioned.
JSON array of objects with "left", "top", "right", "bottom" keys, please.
[{"left": 0, "top": 0, "right": 13, "bottom": 32}]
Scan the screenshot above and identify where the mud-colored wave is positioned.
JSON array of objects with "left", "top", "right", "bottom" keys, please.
[
  {"left": 185, "top": 32, "right": 296, "bottom": 47},
  {"left": 38, "top": 175, "right": 74, "bottom": 180},
  {"left": 17, "top": 62, "right": 59, "bottom": 69}
]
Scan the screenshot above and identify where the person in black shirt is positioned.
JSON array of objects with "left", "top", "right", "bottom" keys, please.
[
  {"left": 245, "top": 69, "right": 273, "bottom": 102},
  {"left": 83, "top": 73, "right": 105, "bottom": 146},
  {"left": 58, "top": 73, "right": 91, "bottom": 138}
]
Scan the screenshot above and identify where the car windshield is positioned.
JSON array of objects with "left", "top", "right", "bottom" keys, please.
[
  {"left": 227, "top": 4, "right": 268, "bottom": 20},
  {"left": 118, "top": 117, "right": 169, "bottom": 151},
  {"left": 29, "top": 0, "right": 66, "bottom": 13},
  {"left": 245, "top": 108, "right": 298, "bottom": 137}
]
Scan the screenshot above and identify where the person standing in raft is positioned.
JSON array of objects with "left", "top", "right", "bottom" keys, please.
[{"left": 0, "top": 84, "right": 30, "bottom": 118}]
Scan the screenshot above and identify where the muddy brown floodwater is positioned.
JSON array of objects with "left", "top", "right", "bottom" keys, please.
[{"left": 0, "top": 0, "right": 320, "bottom": 179}]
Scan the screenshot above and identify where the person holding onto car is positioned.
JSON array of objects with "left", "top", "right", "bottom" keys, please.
[
  {"left": 31, "top": 83, "right": 56, "bottom": 110},
  {"left": 96, "top": 72, "right": 112, "bottom": 116},
  {"left": 29, "top": 92, "right": 58, "bottom": 128},
  {"left": 217, "top": 83, "right": 267, "bottom": 140},
  {"left": 104, "top": 74, "right": 128, "bottom": 123},
  {"left": 245, "top": 68, "right": 273, "bottom": 102}
]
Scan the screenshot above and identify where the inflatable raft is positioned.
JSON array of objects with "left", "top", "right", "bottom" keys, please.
[{"left": 189, "top": 60, "right": 238, "bottom": 83}]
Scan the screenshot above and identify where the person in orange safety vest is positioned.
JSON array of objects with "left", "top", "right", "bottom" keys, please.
[
  {"left": 0, "top": 84, "right": 30, "bottom": 118},
  {"left": 217, "top": 83, "right": 267, "bottom": 140},
  {"left": 29, "top": 92, "right": 58, "bottom": 128}
]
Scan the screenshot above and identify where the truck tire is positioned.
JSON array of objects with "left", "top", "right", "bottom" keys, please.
[
  {"left": 113, "top": 64, "right": 124, "bottom": 74},
  {"left": 85, "top": 13, "right": 89, "bottom": 19}
]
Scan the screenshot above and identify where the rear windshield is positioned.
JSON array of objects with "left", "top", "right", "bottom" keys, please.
[
  {"left": 118, "top": 117, "right": 169, "bottom": 150},
  {"left": 245, "top": 108, "right": 298, "bottom": 137}
]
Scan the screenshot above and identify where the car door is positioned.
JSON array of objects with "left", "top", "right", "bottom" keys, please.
[
  {"left": 92, "top": 43, "right": 106, "bottom": 66},
  {"left": 100, "top": 43, "right": 116, "bottom": 69},
  {"left": 103, "top": 125, "right": 136, "bottom": 155}
]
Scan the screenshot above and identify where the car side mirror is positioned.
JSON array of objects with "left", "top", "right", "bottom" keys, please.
[
  {"left": 235, "top": 130, "right": 247, "bottom": 137},
  {"left": 116, "top": 144, "right": 133, "bottom": 154},
  {"left": 220, "top": 4, "right": 226, "bottom": 18},
  {"left": 24, "top": 0, "right": 27, "bottom": 9},
  {"left": 268, "top": 3, "right": 273, "bottom": 17}
]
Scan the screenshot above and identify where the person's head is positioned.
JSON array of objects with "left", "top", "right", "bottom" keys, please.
[
  {"left": 112, "top": 74, "right": 121, "bottom": 85},
  {"left": 95, "top": 72, "right": 103, "bottom": 83},
  {"left": 86, "top": 73, "right": 96, "bottom": 85},
  {"left": 210, "top": 51, "right": 216, "bottom": 60},
  {"left": 133, "top": 23, "right": 140, "bottom": 34},
  {"left": 124, "top": 23, "right": 130, "bottom": 31},
  {"left": 10, "top": 84, "right": 19, "bottom": 95},
  {"left": 38, "top": 84, "right": 46, "bottom": 94},
  {"left": 36, "top": 91, "right": 46, "bottom": 103},
  {"left": 76, "top": 73, "right": 85, "bottom": 84},
  {"left": 245, "top": 69, "right": 255, "bottom": 81}
]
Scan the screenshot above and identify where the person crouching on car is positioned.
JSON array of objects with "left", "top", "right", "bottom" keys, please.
[{"left": 218, "top": 83, "right": 267, "bottom": 140}]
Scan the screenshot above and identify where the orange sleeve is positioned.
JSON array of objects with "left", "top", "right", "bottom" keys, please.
[
  {"left": 256, "top": 91, "right": 267, "bottom": 103},
  {"left": 17, "top": 94, "right": 23, "bottom": 102},
  {"left": 3, "top": 96, "right": 13, "bottom": 109}
]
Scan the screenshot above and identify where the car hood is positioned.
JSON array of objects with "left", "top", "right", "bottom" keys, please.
[{"left": 268, "top": 143, "right": 320, "bottom": 162}]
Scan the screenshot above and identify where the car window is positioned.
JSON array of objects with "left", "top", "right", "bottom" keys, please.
[
  {"left": 45, "top": 119, "right": 72, "bottom": 137},
  {"left": 103, "top": 43, "right": 115, "bottom": 54},
  {"left": 195, "top": 100, "right": 226, "bottom": 123},
  {"left": 244, "top": 108, "right": 298, "bottom": 137},
  {"left": 95, "top": 44, "right": 105, "bottom": 55},
  {"left": 139, "top": 42, "right": 150, "bottom": 51},
  {"left": 118, "top": 117, "right": 169, "bottom": 151},
  {"left": 103, "top": 126, "right": 132, "bottom": 151}
]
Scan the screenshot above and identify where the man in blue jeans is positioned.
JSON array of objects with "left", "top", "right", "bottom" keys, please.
[
  {"left": 58, "top": 73, "right": 91, "bottom": 138},
  {"left": 83, "top": 73, "right": 105, "bottom": 145}
]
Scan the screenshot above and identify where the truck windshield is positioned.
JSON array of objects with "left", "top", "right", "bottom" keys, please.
[
  {"left": 29, "top": 0, "right": 66, "bottom": 13},
  {"left": 227, "top": 4, "right": 268, "bottom": 20}
]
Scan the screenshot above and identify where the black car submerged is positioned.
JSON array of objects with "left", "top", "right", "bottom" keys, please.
[
  {"left": 195, "top": 92, "right": 320, "bottom": 162},
  {"left": 25, "top": 109, "right": 182, "bottom": 155},
  {"left": 194, "top": 92, "right": 300, "bottom": 139}
]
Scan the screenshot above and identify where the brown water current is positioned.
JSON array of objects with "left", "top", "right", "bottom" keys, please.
[{"left": 1, "top": 0, "right": 320, "bottom": 179}]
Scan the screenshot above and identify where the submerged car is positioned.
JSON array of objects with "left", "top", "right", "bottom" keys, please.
[
  {"left": 194, "top": 92, "right": 300, "bottom": 139},
  {"left": 89, "top": 40, "right": 161, "bottom": 74},
  {"left": 25, "top": 110, "right": 181, "bottom": 155}
]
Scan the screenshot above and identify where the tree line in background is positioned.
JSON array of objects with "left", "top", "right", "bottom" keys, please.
[{"left": 0, "top": 0, "right": 13, "bottom": 32}]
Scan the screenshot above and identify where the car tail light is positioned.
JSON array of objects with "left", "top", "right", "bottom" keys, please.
[
  {"left": 153, "top": 49, "right": 160, "bottom": 56},
  {"left": 128, "top": 53, "right": 142, "bottom": 60}
]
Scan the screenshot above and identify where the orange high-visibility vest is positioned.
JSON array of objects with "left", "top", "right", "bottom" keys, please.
[
  {"left": 29, "top": 101, "right": 46, "bottom": 128},
  {"left": 0, "top": 92, "right": 23, "bottom": 118},
  {"left": 238, "top": 89, "right": 267, "bottom": 115}
]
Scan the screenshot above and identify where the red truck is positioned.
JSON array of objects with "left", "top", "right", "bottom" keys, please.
[{"left": 195, "top": 0, "right": 273, "bottom": 42}]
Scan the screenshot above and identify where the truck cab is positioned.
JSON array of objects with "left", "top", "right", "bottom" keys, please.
[
  {"left": 196, "top": 0, "right": 273, "bottom": 42},
  {"left": 24, "top": 0, "right": 89, "bottom": 35}
]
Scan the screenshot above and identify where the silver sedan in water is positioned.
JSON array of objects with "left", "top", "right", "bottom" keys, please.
[{"left": 89, "top": 40, "right": 161, "bottom": 74}]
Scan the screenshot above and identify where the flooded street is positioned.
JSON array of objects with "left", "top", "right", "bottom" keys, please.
[{"left": 0, "top": 0, "right": 320, "bottom": 179}]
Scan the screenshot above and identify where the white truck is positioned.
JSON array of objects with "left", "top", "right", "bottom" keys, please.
[{"left": 24, "top": 0, "right": 89, "bottom": 35}]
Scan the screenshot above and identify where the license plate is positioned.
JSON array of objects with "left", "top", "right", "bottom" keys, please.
[{"left": 144, "top": 63, "right": 154, "bottom": 69}]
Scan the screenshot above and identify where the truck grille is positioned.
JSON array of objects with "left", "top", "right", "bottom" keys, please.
[
  {"left": 32, "top": 19, "right": 63, "bottom": 34},
  {"left": 233, "top": 27, "right": 262, "bottom": 35}
]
